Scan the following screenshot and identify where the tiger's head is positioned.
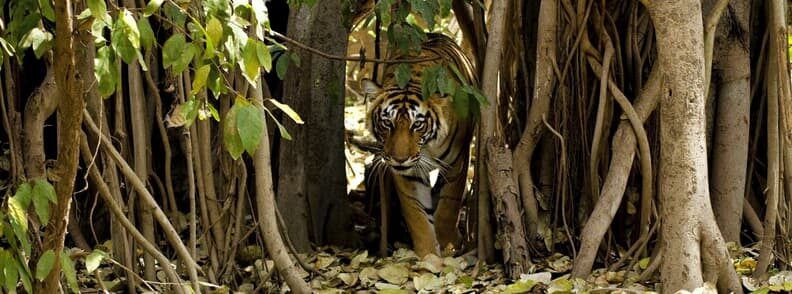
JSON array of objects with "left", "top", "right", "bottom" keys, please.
[{"left": 362, "top": 79, "right": 448, "bottom": 175}]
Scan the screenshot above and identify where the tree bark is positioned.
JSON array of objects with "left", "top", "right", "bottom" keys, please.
[
  {"left": 478, "top": 1, "right": 531, "bottom": 279},
  {"left": 39, "top": 0, "right": 84, "bottom": 291},
  {"left": 647, "top": 1, "right": 740, "bottom": 292},
  {"left": 513, "top": 0, "right": 557, "bottom": 241},
  {"left": 252, "top": 79, "right": 311, "bottom": 294},
  {"left": 754, "top": 0, "right": 789, "bottom": 279},
  {"left": 277, "top": 0, "right": 357, "bottom": 250},
  {"left": 571, "top": 64, "right": 661, "bottom": 278},
  {"left": 710, "top": 0, "right": 750, "bottom": 244}
]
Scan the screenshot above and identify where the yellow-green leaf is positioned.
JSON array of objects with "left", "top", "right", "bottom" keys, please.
[
  {"left": 224, "top": 99, "right": 245, "bottom": 159},
  {"left": 85, "top": 249, "right": 107, "bottom": 274},
  {"left": 266, "top": 99, "right": 303, "bottom": 124},
  {"left": 143, "top": 0, "right": 165, "bottom": 17},
  {"left": 206, "top": 17, "right": 224, "bottom": 48},
  {"left": 256, "top": 42, "right": 272, "bottom": 72},
  {"left": 239, "top": 39, "right": 261, "bottom": 85},
  {"left": 192, "top": 64, "right": 211, "bottom": 93}
]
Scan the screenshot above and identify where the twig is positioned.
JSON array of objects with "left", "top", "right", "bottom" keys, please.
[
  {"left": 82, "top": 110, "right": 202, "bottom": 284},
  {"left": 79, "top": 133, "right": 185, "bottom": 294},
  {"left": 542, "top": 115, "right": 575, "bottom": 258},
  {"left": 268, "top": 30, "right": 440, "bottom": 64}
]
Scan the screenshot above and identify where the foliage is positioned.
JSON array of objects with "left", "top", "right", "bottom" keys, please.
[
  {"left": 0, "top": 179, "right": 56, "bottom": 293},
  {"left": 374, "top": 0, "right": 487, "bottom": 117}
]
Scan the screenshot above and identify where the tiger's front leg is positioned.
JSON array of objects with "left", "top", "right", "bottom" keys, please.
[{"left": 392, "top": 173, "right": 440, "bottom": 257}]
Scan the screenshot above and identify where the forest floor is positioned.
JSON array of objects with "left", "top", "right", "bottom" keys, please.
[{"left": 74, "top": 240, "right": 788, "bottom": 293}]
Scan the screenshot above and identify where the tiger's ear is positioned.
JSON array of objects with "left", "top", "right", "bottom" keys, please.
[{"left": 361, "top": 79, "right": 382, "bottom": 96}]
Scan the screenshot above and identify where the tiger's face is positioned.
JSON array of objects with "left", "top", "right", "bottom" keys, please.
[{"left": 363, "top": 80, "right": 445, "bottom": 174}]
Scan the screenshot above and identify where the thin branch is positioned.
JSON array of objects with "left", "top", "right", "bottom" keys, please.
[
  {"left": 82, "top": 110, "right": 202, "bottom": 285},
  {"left": 79, "top": 134, "right": 186, "bottom": 294},
  {"left": 268, "top": 30, "right": 440, "bottom": 64}
]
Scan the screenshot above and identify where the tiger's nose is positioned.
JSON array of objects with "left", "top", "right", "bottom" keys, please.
[{"left": 392, "top": 154, "right": 410, "bottom": 163}]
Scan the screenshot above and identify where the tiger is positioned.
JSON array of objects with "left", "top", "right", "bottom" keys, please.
[{"left": 361, "top": 33, "right": 477, "bottom": 257}]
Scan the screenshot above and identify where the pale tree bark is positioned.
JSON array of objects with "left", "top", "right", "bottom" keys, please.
[
  {"left": 710, "top": 0, "right": 750, "bottom": 244},
  {"left": 122, "top": 0, "right": 156, "bottom": 281},
  {"left": 478, "top": 0, "right": 530, "bottom": 277},
  {"left": 513, "top": 0, "right": 556, "bottom": 241},
  {"left": 646, "top": 0, "right": 740, "bottom": 292},
  {"left": 251, "top": 79, "right": 311, "bottom": 294},
  {"left": 571, "top": 64, "right": 661, "bottom": 278},
  {"left": 39, "top": 0, "right": 85, "bottom": 291},
  {"left": 754, "top": 0, "right": 789, "bottom": 279}
]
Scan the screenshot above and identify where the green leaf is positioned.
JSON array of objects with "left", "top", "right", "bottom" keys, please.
[
  {"left": 38, "top": 0, "right": 55, "bottom": 21},
  {"left": 204, "top": 0, "right": 232, "bottom": 21},
  {"left": 266, "top": 99, "right": 303, "bottom": 124},
  {"left": 465, "top": 85, "right": 489, "bottom": 106},
  {"left": 162, "top": 34, "right": 186, "bottom": 68},
  {"left": 290, "top": 52, "right": 301, "bottom": 67},
  {"left": 137, "top": 17, "right": 155, "bottom": 51},
  {"left": 33, "top": 179, "right": 56, "bottom": 203},
  {"left": 3, "top": 252, "right": 18, "bottom": 293},
  {"left": 15, "top": 255, "right": 32, "bottom": 293},
  {"left": 162, "top": 34, "right": 194, "bottom": 73},
  {"left": 19, "top": 28, "right": 52, "bottom": 59},
  {"left": 421, "top": 65, "right": 441, "bottom": 99},
  {"left": 143, "top": 0, "right": 165, "bottom": 17},
  {"left": 236, "top": 105, "right": 264, "bottom": 154},
  {"left": 85, "top": 249, "right": 107, "bottom": 274},
  {"left": 31, "top": 180, "right": 55, "bottom": 226},
  {"left": 192, "top": 64, "right": 211, "bottom": 93},
  {"left": 13, "top": 183, "right": 32, "bottom": 209},
  {"left": 394, "top": 63, "right": 411, "bottom": 89},
  {"left": 94, "top": 46, "right": 119, "bottom": 97},
  {"left": 111, "top": 9, "right": 141, "bottom": 64},
  {"left": 265, "top": 109, "right": 292, "bottom": 140},
  {"left": 275, "top": 52, "right": 289, "bottom": 80},
  {"left": 87, "top": 0, "right": 107, "bottom": 21},
  {"left": 180, "top": 97, "right": 200, "bottom": 127},
  {"left": 60, "top": 251, "right": 79, "bottom": 294},
  {"left": 452, "top": 86, "right": 469, "bottom": 119},
  {"left": 223, "top": 99, "right": 245, "bottom": 159},
  {"left": 34, "top": 250, "right": 55, "bottom": 281},
  {"left": 207, "top": 67, "right": 225, "bottom": 97},
  {"left": 436, "top": 68, "right": 454, "bottom": 96},
  {"left": 408, "top": 0, "right": 438, "bottom": 28},
  {"left": 206, "top": 17, "right": 224, "bottom": 48},
  {"left": 206, "top": 103, "right": 220, "bottom": 122},
  {"left": 256, "top": 41, "right": 272, "bottom": 72},
  {"left": 239, "top": 39, "right": 261, "bottom": 85}
]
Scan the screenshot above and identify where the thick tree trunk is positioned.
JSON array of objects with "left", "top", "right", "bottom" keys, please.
[
  {"left": 647, "top": 1, "right": 740, "bottom": 292},
  {"left": 277, "top": 0, "right": 357, "bottom": 250},
  {"left": 710, "top": 0, "right": 750, "bottom": 244}
]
